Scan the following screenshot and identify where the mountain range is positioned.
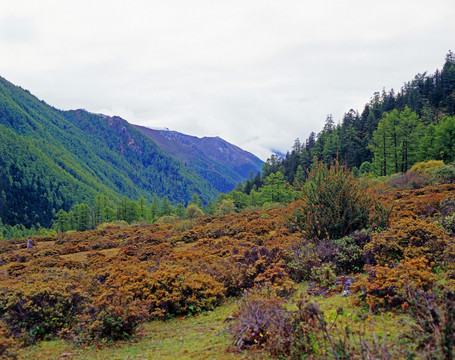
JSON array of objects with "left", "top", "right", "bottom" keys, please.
[
  {"left": 133, "top": 125, "right": 263, "bottom": 193},
  {"left": 0, "top": 76, "right": 263, "bottom": 228}
]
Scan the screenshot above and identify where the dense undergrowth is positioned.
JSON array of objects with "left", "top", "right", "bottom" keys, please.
[{"left": 1, "top": 175, "right": 455, "bottom": 358}]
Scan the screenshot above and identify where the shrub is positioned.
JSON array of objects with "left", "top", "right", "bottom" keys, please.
[
  {"left": 73, "top": 284, "right": 148, "bottom": 343},
  {"left": 253, "top": 265, "right": 297, "bottom": 298},
  {"left": 231, "top": 290, "right": 290, "bottom": 350},
  {"left": 231, "top": 292, "right": 396, "bottom": 359},
  {"left": 0, "top": 320, "right": 17, "bottom": 359},
  {"left": 440, "top": 195, "right": 455, "bottom": 235},
  {"left": 403, "top": 289, "right": 455, "bottom": 359},
  {"left": 309, "top": 263, "right": 337, "bottom": 288},
  {"left": 0, "top": 279, "right": 86, "bottom": 344},
  {"left": 433, "top": 165, "right": 455, "bottom": 184},
  {"left": 185, "top": 204, "right": 204, "bottom": 219},
  {"left": 388, "top": 171, "right": 431, "bottom": 189},
  {"left": 286, "top": 241, "right": 320, "bottom": 282},
  {"left": 352, "top": 257, "right": 437, "bottom": 312},
  {"left": 287, "top": 230, "right": 372, "bottom": 281},
  {"left": 156, "top": 215, "right": 177, "bottom": 224},
  {"left": 134, "top": 243, "right": 173, "bottom": 262},
  {"left": 319, "top": 230, "right": 374, "bottom": 274},
  {"left": 100, "top": 266, "right": 225, "bottom": 319},
  {"left": 359, "top": 161, "right": 372, "bottom": 174},
  {"left": 215, "top": 199, "right": 236, "bottom": 215},
  {"left": 287, "top": 160, "right": 391, "bottom": 241},
  {"left": 172, "top": 219, "right": 195, "bottom": 232},
  {"left": 409, "top": 160, "right": 445, "bottom": 175},
  {"left": 363, "top": 218, "right": 450, "bottom": 266}
]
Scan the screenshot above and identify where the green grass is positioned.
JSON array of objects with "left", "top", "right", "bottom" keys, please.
[{"left": 16, "top": 299, "right": 269, "bottom": 360}]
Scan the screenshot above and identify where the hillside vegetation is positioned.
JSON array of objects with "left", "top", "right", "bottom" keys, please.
[
  {"left": 133, "top": 125, "right": 263, "bottom": 194},
  {"left": 234, "top": 52, "right": 455, "bottom": 198},
  {"left": 0, "top": 76, "right": 219, "bottom": 229},
  {"left": 1, "top": 165, "right": 455, "bottom": 358}
]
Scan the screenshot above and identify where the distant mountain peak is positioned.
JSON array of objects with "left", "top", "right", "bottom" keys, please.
[{"left": 133, "top": 124, "right": 263, "bottom": 193}]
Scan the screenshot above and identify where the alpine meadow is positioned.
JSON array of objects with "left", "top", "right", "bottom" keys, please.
[{"left": 1, "top": 50, "right": 455, "bottom": 360}]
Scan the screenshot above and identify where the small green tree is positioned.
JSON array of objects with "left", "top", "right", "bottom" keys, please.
[
  {"left": 174, "top": 203, "right": 185, "bottom": 218},
  {"left": 54, "top": 209, "right": 70, "bottom": 232},
  {"left": 434, "top": 116, "right": 455, "bottom": 163},
  {"left": 190, "top": 193, "right": 203, "bottom": 208},
  {"left": 159, "top": 196, "right": 173, "bottom": 217},
  {"left": 359, "top": 161, "right": 372, "bottom": 175},
  {"left": 205, "top": 201, "right": 216, "bottom": 215},
  {"left": 137, "top": 196, "right": 147, "bottom": 220},
  {"left": 185, "top": 203, "right": 204, "bottom": 219},
  {"left": 215, "top": 199, "right": 236, "bottom": 216},
  {"left": 73, "top": 203, "right": 91, "bottom": 231},
  {"left": 150, "top": 195, "right": 159, "bottom": 221},
  {"left": 287, "top": 160, "right": 391, "bottom": 241}
]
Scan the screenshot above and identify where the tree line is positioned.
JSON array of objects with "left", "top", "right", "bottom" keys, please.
[{"left": 236, "top": 52, "right": 455, "bottom": 194}]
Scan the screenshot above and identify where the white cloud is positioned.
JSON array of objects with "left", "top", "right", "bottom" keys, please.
[{"left": 1, "top": 0, "right": 454, "bottom": 160}]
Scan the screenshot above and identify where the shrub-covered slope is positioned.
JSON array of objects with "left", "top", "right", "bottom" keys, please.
[{"left": 1, "top": 182, "right": 455, "bottom": 358}]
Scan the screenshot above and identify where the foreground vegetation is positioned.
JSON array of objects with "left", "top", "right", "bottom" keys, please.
[{"left": 1, "top": 161, "right": 455, "bottom": 359}]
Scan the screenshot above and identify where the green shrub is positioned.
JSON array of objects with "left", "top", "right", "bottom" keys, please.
[
  {"left": 409, "top": 160, "right": 444, "bottom": 175},
  {"left": 157, "top": 215, "right": 177, "bottom": 224},
  {"left": 287, "top": 230, "right": 372, "bottom": 283},
  {"left": 433, "top": 165, "right": 455, "bottom": 184},
  {"left": 309, "top": 263, "right": 336, "bottom": 288},
  {"left": 185, "top": 204, "right": 204, "bottom": 219},
  {"left": 287, "top": 241, "right": 321, "bottom": 282},
  {"left": 287, "top": 160, "right": 391, "bottom": 241}
]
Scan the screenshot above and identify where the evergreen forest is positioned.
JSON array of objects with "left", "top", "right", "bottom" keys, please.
[{"left": 228, "top": 51, "right": 455, "bottom": 207}]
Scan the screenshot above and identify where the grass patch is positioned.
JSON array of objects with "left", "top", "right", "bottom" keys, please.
[{"left": 16, "top": 299, "right": 268, "bottom": 360}]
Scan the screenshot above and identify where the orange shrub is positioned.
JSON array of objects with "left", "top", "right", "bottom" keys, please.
[
  {"left": 73, "top": 283, "right": 148, "bottom": 343},
  {"left": 98, "top": 265, "right": 225, "bottom": 319},
  {"left": 0, "top": 320, "right": 17, "bottom": 359},
  {"left": 253, "top": 264, "right": 297, "bottom": 298},
  {"left": 363, "top": 218, "right": 450, "bottom": 266},
  {"left": 0, "top": 278, "right": 87, "bottom": 344},
  {"left": 352, "top": 257, "right": 437, "bottom": 311}
]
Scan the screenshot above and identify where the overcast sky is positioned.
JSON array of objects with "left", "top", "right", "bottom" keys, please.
[{"left": 1, "top": 0, "right": 454, "bottom": 160}]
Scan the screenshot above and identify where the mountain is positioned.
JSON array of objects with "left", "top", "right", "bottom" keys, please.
[
  {"left": 132, "top": 125, "right": 263, "bottom": 193},
  {"left": 0, "top": 76, "right": 219, "bottom": 228}
]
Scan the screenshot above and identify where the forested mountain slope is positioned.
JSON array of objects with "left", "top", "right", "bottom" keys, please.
[
  {"left": 240, "top": 52, "right": 455, "bottom": 192},
  {"left": 133, "top": 125, "right": 263, "bottom": 193},
  {"left": 0, "top": 76, "right": 218, "bottom": 228}
]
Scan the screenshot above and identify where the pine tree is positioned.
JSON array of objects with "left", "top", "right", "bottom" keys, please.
[
  {"left": 369, "top": 117, "right": 391, "bottom": 176},
  {"left": 137, "top": 196, "right": 147, "bottom": 220}
]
